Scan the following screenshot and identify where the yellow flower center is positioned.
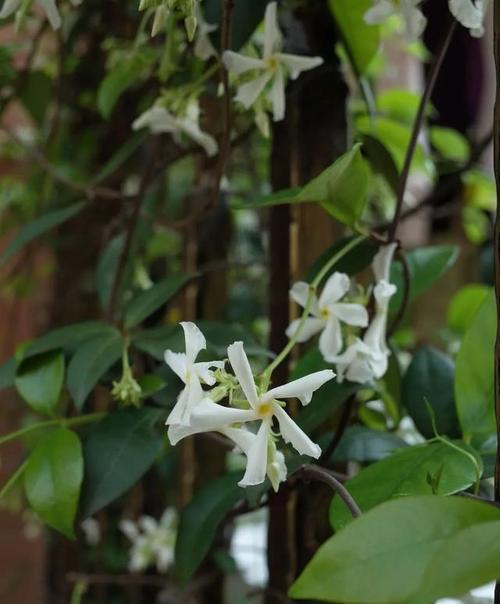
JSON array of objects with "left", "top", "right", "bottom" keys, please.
[
  {"left": 257, "top": 402, "right": 273, "bottom": 419},
  {"left": 266, "top": 56, "right": 279, "bottom": 72},
  {"left": 320, "top": 307, "right": 331, "bottom": 319}
]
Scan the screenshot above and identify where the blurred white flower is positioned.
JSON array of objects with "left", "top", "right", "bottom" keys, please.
[
  {"left": 80, "top": 518, "right": 101, "bottom": 546},
  {"left": 364, "top": 0, "right": 426, "bottom": 40},
  {"left": 286, "top": 273, "right": 369, "bottom": 361},
  {"left": 132, "top": 100, "right": 218, "bottom": 156},
  {"left": 120, "top": 508, "right": 178, "bottom": 574},
  {"left": 448, "top": 0, "right": 489, "bottom": 37},
  {"left": 164, "top": 322, "right": 224, "bottom": 426},
  {"left": 222, "top": 2, "right": 323, "bottom": 121},
  {"left": 0, "top": 0, "right": 61, "bottom": 28},
  {"left": 194, "top": 9, "right": 217, "bottom": 60}
]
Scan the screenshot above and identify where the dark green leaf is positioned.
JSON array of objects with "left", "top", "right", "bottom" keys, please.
[
  {"left": 15, "top": 350, "right": 64, "bottom": 416},
  {"left": 402, "top": 346, "right": 460, "bottom": 439},
  {"left": 19, "top": 71, "right": 52, "bottom": 124},
  {"left": 197, "top": 321, "right": 272, "bottom": 358},
  {"left": 175, "top": 471, "right": 243, "bottom": 584},
  {"left": 455, "top": 291, "right": 496, "bottom": 444},
  {"left": 330, "top": 441, "right": 482, "bottom": 530},
  {"left": 98, "top": 61, "right": 143, "bottom": 118},
  {"left": 0, "top": 202, "right": 85, "bottom": 264},
  {"left": 67, "top": 328, "right": 124, "bottom": 409},
  {"left": 291, "top": 496, "right": 500, "bottom": 604},
  {"left": 24, "top": 428, "right": 83, "bottom": 538},
  {"left": 204, "top": 0, "right": 267, "bottom": 50},
  {"left": 81, "top": 408, "right": 163, "bottom": 517},
  {"left": 361, "top": 133, "right": 400, "bottom": 193},
  {"left": 133, "top": 325, "right": 181, "bottom": 361},
  {"left": 332, "top": 425, "right": 407, "bottom": 463},
  {"left": 137, "top": 374, "right": 167, "bottom": 397},
  {"left": 124, "top": 274, "right": 194, "bottom": 329}
]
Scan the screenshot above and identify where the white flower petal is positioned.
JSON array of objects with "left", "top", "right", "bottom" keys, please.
[
  {"left": 181, "top": 321, "right": 206, "bottom": 364},
  {"left": 373, "top": 281, "right": 397, "bottom": 307},
  {"left": 235, "top": 71, "right": 272, "bottom": 109},
  {"left": 120, "top": 519, "right": 139, "bottom": 542},
  {"left": 220, "top": 426, "right": 256, "bottom": 454},
  {"left": 276, "top": 53, "right": 324, "bottom": 79},
  {"left": 289, "top": 281, "right": 318, "bottom": 313},
  {"left": 346, "top": 356, "right": 375, "bottom": 384},
  {"left": 264, "top": 369, "right": 335, "bottom": 406},
  {"left": 449, "top": 0, "right": 485, "bottom": 28},
  {"left": 0, "top": 0, "right": 20, "bottom": 18},
  {"left": 165, "top": 386, "right": 190, "bottom": 426},
  {"left": 332, "top": 303, "right": 369, "bottom": 327},
  {"left": 133, "top": 106, "right": 176, "bottom": 133},
  {"left": 318, "top": 272, "right": 350, "bottom": 307},
  {"left": 273, "top": 404, "right": 321, "bottom": 458},
  {"left": 167, "top": 421, "right": 199, "bottom": 446},
  {"left": 285, "top": 317, "right": 325, "bottom": 343},
  {"left": 227, "top": 341, "right": 259, "bottom": 408},
  {"left": 38, "top": 0, "right": 61, "bottom": 28},
  {"left": 179, "top": 117, "right": 218, "bottom": 157},
  {"left": 269, "top": 67, "right": 286, "bottom": 121},
  {"left": 263, "top": 1, "right": 282, "bottom": 57},
  {"left": 194, "top": 360, "right": 225, "bottom": 386},
  {"left": 238, "top": 421, "right": 270, "bottom": 487},
  {"left": 319, "top": 316, "right": 343, "bottom": 361},
  {"left": 190, "top": 398, "right": 257, "bottom": 431},
  {"left": 372, "top": 242, "right": 397, "bottom": 283},
  {"left": 364, "top": 0, "right": 396, "bottom": 24},
  {"left": 164, "top": 351, "right": 188, "bottom": 383},
  {"left": 223, "top": 51, "right": 264, "bottom": 74},
  {"left": 267, "top": 447, "right": 287, "bottom": 492},
  {"left": 403, "top": 3, "right": 427, "bottom": 39}
]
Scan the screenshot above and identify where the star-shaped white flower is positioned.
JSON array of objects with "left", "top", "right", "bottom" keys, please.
[
  {"left": 449, "top": 0, "right": 489, "bottom": 37},
  {"left": 168, "top": 341, "right": 334, "bottom": 488},
  {"left": 286, "top": 272, "right": 369, "bottom": 361},
  {"left": 222, "top": 2, "right": 323, "bottom": 122},
  {"left": 364, "top": 0, "right": 427, "bottom": 40},
  {"left": 132, "top": 100, "right": 218, "bottom": 157},
  {"left": 194, "top": 9, "right": 218, "bottom": 60},
  {"left": 164, "top": 322, "right": 224, "bottom": 426},
  {"left": 1, "top": 0, "right": 62, "bottom": 28}
]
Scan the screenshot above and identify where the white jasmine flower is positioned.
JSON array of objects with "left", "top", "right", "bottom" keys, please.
[
  {"left": 364, "top": 0, "right": 427, "bottom": 40},
  {"left": 0, "top": 0, "right": 62, "bottom": 28},
  {"left": 286, "top": 273, "right": 369, "bottom": 361},
  {"left": 222, "top": 2, "right": 323, "bottom": 121},
  {"left": 221, "top": 426, "right": 287, "bottom": 492},
  {"left": 120, "top": 508, "right": 177, "bottom": 574},
  {"left": 132, "top": 100, "right": 218, "bottom": 156},
  {"left": 80, "top": 518, "right": 101, "bottom": 546},
  {"left": 164, "top": 322, "right": 224, "bottom": 426},
  {"left": 169, "top": 341, "right": 334, "bottom": 488},
  {"left": 449, "top": 0, "right": 489, "bottom": 36},
  {"left": 194, "top": 9, "right": 217, "bottom": 60}
]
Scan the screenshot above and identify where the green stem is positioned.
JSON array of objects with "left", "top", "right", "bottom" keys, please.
[
  {"left": 261, "top": 235, "right": 366, "bottom": 387},
  {"left": 70, "top": 580, "right": 88, "bottom": 604},
  {"left": 0, "top": 413, "right": 106, "bottom": 447},
  {"left": 0, "top": 459, "right": 28, "bottom": 499}
]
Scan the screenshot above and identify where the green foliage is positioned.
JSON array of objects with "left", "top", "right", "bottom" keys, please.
[
  {"left": 67, "top": 328, "right": 124, "bottom": 409},
  {"left": 329, "top": 441, "right": 482, "bottom": 529},
  {"left": 81, "top": 408, "right": 163, "bottom": 517},
  {"left": 175, "top": 471, "right": 243, "bottom": 584},
  {"left": 18, "top": 71, "right": 53, "bottom": 124},
  {"left": 291, "top": 496, "right": 500, "bottom": 604},
  {"left": 15, "top": 350, "right": 65, "bottom": 417},
  {"left": 306, "top": 237, "right": 379, "bottom": 283},
  {"left": 455, "top": 291, "right": 496, "bottom": 444},
  {"left": 0, "top": 202, "right": 85, "bottom": 264},
  {"left": 402, "top": 346, "right": 460, "bottom": 439},
  {"left": 332, "top": 425, "right": 407, "bottom": 463},
  {"left": 328, "top": 0, "right": 380, "bottom": 74},
  {"left": 204, "top": 0, "right": 267, "bottom": 50},
  {"left": 430, "top": 126, "right": 470, "bottom": 162},
  {"left": 447, "top": 285, "right": 491, "bottom": 334},
  {"left": 24, "top": 428, "right": 83, "bottom": 538}
]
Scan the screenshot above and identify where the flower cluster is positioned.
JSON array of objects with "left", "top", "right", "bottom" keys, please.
[
  {"left": 139, "top": 0, "right": 199, "bottom": 40},
  {"left": 163, "top": 323, "right": 335, "bottom": 491},
  {"left": 120, "top": 508, "right": 178, "bottom": 574},
  {"left": 0, "top": 0, "right": 81, "bottom": 29},
  {"left": 364, "top": 0, "right": 489, "bottom": 39},
  {"left": 287, "top": 243, "right": 398, "bottom": 385}
]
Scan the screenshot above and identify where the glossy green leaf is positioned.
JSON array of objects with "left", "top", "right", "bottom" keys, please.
[
  {"left": 376, "top": 89, "right": 424, "bottom": 124},
  {"left": 390, "top": 245, "right": 459, "bottom": 311},
  {"left": 204, "top": 0, "right": 267, "bottom": 50},
  {"left": 330, "top": 441, "right": 481, "bottom": 530},
  {"left": 124, "top": 274, "right": 194, "bottom": 329},
  {"left": 455, "top": 291, "right": 496, "bottom": 443},
  {"left": 328, "top": 0, "right": 380, "bottom": 74},
  {"left": 67, "top": 328, "right": 124, "bottom": 409},
  {"left": 81, "top": 408, "right": 163, "bottom": 517},
  {"left": 15, "top": 350, "right": 64, "bottom": 416},
  {"left": 430, "top": 126, "right": 470, "bottom": 163},
  {"left": 402, "top": 346, "right": 460, "bottom": 439},
  {"left": 175, "top": 471, "right": 243, "bottom": 584},
  {"left": 447, "top": 285, "right": 491, "bottom": 334},
  {"left": 0, "top": 202, "right": 85, "bottom": 264},
  {"left": 132, "top": 325, "right": 181, "bottom": 361},
  {"left": 197, "top": 321, "right": 272, "bottom": 358},
  {"left": 291, "top": 496, "right": 500, "bottom": 604},
  {"left": 137, "top": 374, "right": 167, "bottom": 397},
  {"left": 98, "top": 60, "right": 143, "bottom": 118},
  {"left": 24, "top": 428, "right": 83, "bottom": 538},
  {"left": 333, "top": 425, "right": 407, "bottom": 463}
]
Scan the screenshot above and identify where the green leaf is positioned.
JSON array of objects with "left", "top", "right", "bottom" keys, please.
[
  {"left": 15, "top": 350, "right": 64, "bottom": 416},
  {"left": 124, "top": 274, "right": 194, "bottom": 329},
  {"left": 332, "top": 425, "right": 407, "bottom": 463},
  {"left": 447, "top": 285, "right": 491, "bottom": 334},
  {"left": 24, "top": 428, "right": 83, "bottom": 538},
  {"left": 430, "top": 126, "right": 470, "bottom": 163},
  {"left": 233, "top": 146, "right": 369, "bottom": 226},
  {"left": 390, "top": 245, "right": 459, "bottom": 311},
  {"left": 98, "top": 60, "right": 144, "bottom": 118},
  {"left": 0, "top": 202, "right": 85, "bottom": 264},
  {"left": 197, "top": 321, "right": 272, "bottom": 358},
  {"left": 19, "top": 71, "right": 52, "bottom": 124},
  {"left": 137, "top": 374, "right": 167, "bottom": 397},
  {"left": 328, "top": 0, "right": 380, "bottom": 74},
  {"left": 95, "top": 233, "right": 133, "bottom": 311},
  {"left": 81, "top": 408, "right": 163, "bottom": 517},
  {"left": 330, "top": 441, "right": 482, "bottom": 530},
  {"left": 455, "top": 291, "right": 496, "bottom": 444},
  {"left": 67, "top": 328, "right": 124, "bottom": 409},
  {"left": 402, "top": 346, "right": 460, "bottom": 439},
  {"left": 376, "top": 89, "right": 424, "bottom": 124},
  {"left": 175, "top": 471, "right": 243, "bottom": 584},
  {"left": 204, "top": 0, "right": 267, "bottom": 50},
  {"left": 231, "top": 188, "right": 301, "bottom": 210},
  {"left": 133, "top": 325, "right": 181, "bottom": 361},
  {"left": 291, "top": 496, "right": 500, "bottom": 604}
]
